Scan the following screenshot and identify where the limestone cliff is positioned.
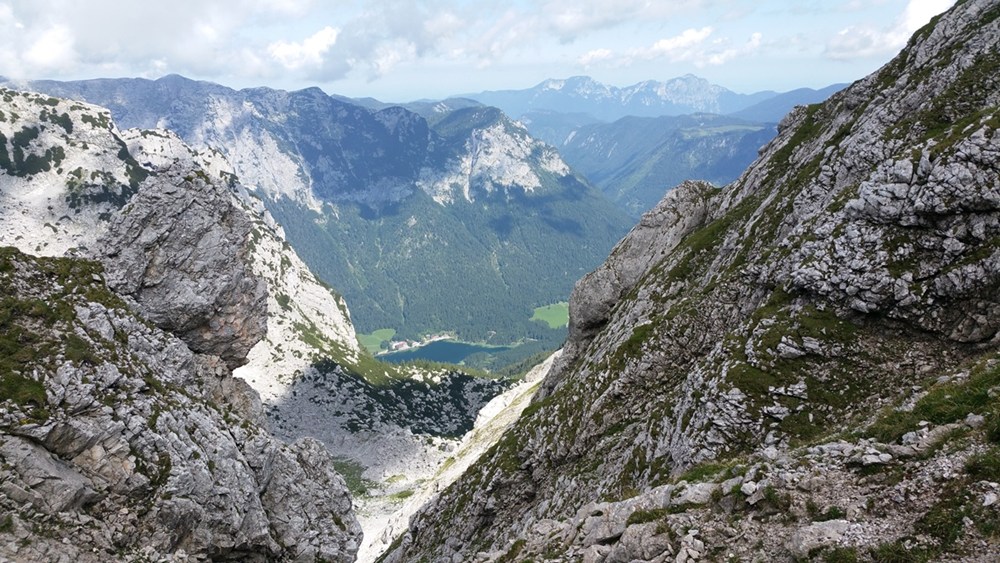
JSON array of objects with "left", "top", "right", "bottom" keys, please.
[
  {"left": 0, "top": 89, "right": 365, "bottom": 385},
  {"left": 97, "top": 139, "right": 268, "bottom": 370},
  {"left": 0, "top": 247, "right": 360, "bottom": 561},
  {"left": 0, "top": 90, "right": 362, "bottom": 561},
  {"left": 385, "top": 1, "right": 1000, "bottom": 561}
]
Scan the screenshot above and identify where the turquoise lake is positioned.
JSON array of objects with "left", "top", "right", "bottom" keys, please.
[{"left": 379, "top": 340, "right": 510, "bottom": 364}]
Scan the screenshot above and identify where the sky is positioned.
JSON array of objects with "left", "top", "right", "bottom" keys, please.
[{"left": 0, "top": 0, "right": 956, "bottom": 102}]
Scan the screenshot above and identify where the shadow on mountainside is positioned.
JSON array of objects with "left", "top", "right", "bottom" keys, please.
[{"left": 265, "top": 358, "right": 510, "bottom": 440}]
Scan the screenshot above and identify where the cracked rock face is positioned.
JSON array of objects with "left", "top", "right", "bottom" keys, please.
[
  {"left": 98, "top": 167, "right": 267, "bottom": 369},
  {"left": 543, "top": 179, "right": 716, "bottom": 399},
  {"left": 0, "top": 248, "right": 361, "bottom": 562}
]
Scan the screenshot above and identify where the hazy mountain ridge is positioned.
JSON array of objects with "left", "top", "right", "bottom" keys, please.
[
  {"left": 467, "top": 74, "right": 777, "bottom": 121},
  {"left": 555, "top": 113, "right": 778, "bottom": 216},
  {"left": 385, "top": 1, "right": 1000, "bottom": 560},
  {"left": 730, "top": 83, "right": 848, "bottom": 123},
  {"left": 492, "top": 79, "right": 843, "bottom": 217}
]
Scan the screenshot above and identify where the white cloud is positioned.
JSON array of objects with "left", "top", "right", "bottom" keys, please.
[
  {"left": 0, "top": 0, "right": 966, "bottom": 99},
  {"left": 578, "top": 27, "right": 762, "bottom": 70},
  {"left": 286, "top": 1, "right": 473, "bottom": 79},
  {"left": 468, "top": 9, "right": 542, "bottom": 65},
  {"left": 578, "top": 48, "right": 614, "bottom": 67},
  {"left": 371, "top": 40, "right": 417, "bottom": 77},
  {"left": 541, "top": 0, "right": 707, "bottom": 41},
  {"left": 252, "top": 0, "right": 314, "bottom": 17},
  {"left": 0, "top": 0, "right": 306, "bottom": 80},
  {"left": 0, "top": 4, "right": 15, "bottom": 24},
  {"left": 899, "top": 0, "right": 955, "bottom": 32},
  {"left": 462, "top": 0, "right": 710, "bottom": 66},
  {"left": 704, "top": 31, "right": 762, "bottom": 66},
  {"left": 825, "top": 0, "right": 955, "bottom": 60},
  {"left": 268, "top": 26, "right": 339, "bottom": 70},
  {"left": 24, "top": 24, "right": 76, "bottom": 71},
  {"left": 642, "top": 27, "right": 714, "bottom": 60},
  {"left": 424, "top": 11, "right": 463, "bottom": 38}
]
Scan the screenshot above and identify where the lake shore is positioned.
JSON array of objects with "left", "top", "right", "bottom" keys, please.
[{"left": 378, "top": 339, "right": 512, "bottom": 364}]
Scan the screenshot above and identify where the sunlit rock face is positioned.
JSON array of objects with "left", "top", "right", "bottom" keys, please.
[{"left": 98, "top": 156, "right": 267, "bottom": 369}]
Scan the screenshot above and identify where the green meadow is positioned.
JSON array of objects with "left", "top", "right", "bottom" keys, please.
[
  {"left": 358, "top": 328, "right": 397, "bottom": 354},
  {"left": 530, "top": 302, "right": 569, "bottom": 329}
]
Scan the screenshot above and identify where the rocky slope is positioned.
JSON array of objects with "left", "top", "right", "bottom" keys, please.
[
  {"left": 355, "top": 352, "right": 559, "bottom": 562},
  {"left": 113, "top": 127, "right": 366, "bottom": 397},
  {"left": 0, "top": 248, "right": 361, "bottom": 562},
  {"left": 383, "top": 1, "right": 1000, "bottom": 561},
  {"left": 0, "top": 90, "right": 362, "bottom": 560},
  {"left": 113, "top": 129, "right": 511, "bottom": 536},
  {"left": 0, "top": 88, "right": 363, "bottom": 381}
]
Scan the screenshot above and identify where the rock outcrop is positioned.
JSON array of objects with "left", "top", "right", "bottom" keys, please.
[
  {"left": 384, "top": 1, "right": 1000, "bottom": 561},
  {"left": 1, "top": 90, "right": 362, "bottom": 561},
  {"left": 542, "top": 180, "right": 715, "bottom": 398},
  {"left": 98, "top": 152, "right": 267, "bottom": 369},
  {"left": 0, "top": 247, "right": 361, "bottom": 562}
]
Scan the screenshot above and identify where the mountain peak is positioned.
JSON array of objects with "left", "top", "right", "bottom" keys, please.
[
  {"left": 470, "top": 74, "right": 775, "bottom": 120},
  {"left": 154, "top": 73, "right": 204, "bottom": 87}
]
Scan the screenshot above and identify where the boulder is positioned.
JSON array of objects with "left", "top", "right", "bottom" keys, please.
[{"left": 98, "top": 168, "right": 267, "bottom": 369}]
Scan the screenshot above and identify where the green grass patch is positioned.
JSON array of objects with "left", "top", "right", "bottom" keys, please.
[
  {"left": 608, "top": 323, "right": 655, "bottom": 370},
  {"left": 389, "top": 489, "right": 415, "bottom": 501},
  {"left": 65, "top": 333, "right": 100, "bottom": 366},
  {"left": 331, "top": 458, "right": 378, "bottom": 497},
  {"left": 627, "top": 507, "right": 668, "bottom": 525},
  {"left": 495, "top": 539, "right": 527, "bottom": 563},
  {"left": 530, "top": 302, "right": 569, "bottom": 329},
  {"left": 869, "top": 541, "right": 930, "bottom": 563},
  {"left": 965, "top": 446, "right": 1000, "bottom": 481},
  {"left": 0, "top": 372, "right": 47, "bottom": 409},
  {"left": 358, "top": 328, "right": 397, "bottom": 354},
  {"left": 867, "top": 359, "right": 1000, "bottom": 444},
  {"left": 815, "top": 506, "right": 847, "bottom": 522},
  {"left": 915, "top": 494, "right": 968, "bottom": 550},
  {"left": 676, "top": 461, "right": 729, "bottom": 484},
  {"left": 679, "top": 124, "right": 766, "bottom": 138},
  {"left": 985, "top": 404, "right": 1000, "bottom": 444},
  {"left": 823, "top": 547, "right": 859, "bottom": 563}
]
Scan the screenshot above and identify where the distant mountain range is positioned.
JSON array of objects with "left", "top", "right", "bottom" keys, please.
[
  {"left": 454, "top": 75, "right": 844, "bottom": 216},
  {"left": 462, "top": 74, "right": 845, "bottom": 123},
  {"left": 13, "top": 75, "right": 632, "bottom": 351},
  {"left": 729, "top": 83, "right": 848, "bottom": 122}
]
